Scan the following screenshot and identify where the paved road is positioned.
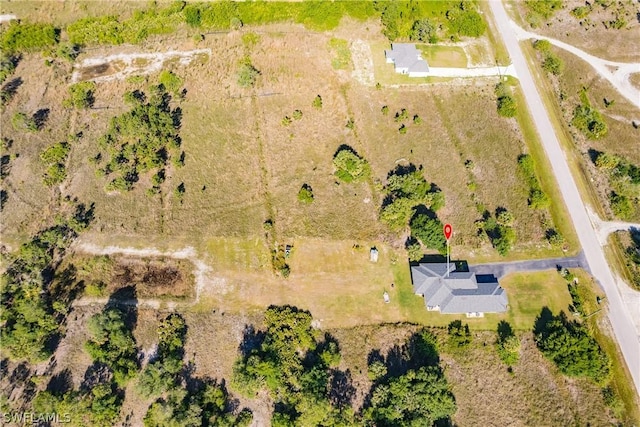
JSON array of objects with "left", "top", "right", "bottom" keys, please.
[
  {"left": 470, "top": 252, "right": 588, "bottom": 279},
  {"left": 488, "top": 0, "right": 640, "bottom": 395}
]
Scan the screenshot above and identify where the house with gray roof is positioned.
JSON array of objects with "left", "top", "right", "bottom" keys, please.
[
  {"left": 410, "top": 263, "right": 508, "bottom": 317},
  {"left": 385, "top": 43, "right": 430, "bottom": 77}
]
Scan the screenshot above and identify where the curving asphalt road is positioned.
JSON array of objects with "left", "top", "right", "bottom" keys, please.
[{"left": 488, "top": 0, "right": 640, "bottom": 395}]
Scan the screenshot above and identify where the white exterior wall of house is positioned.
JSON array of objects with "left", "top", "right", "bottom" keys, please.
[{"left": 408, "top": 71, "right": 429, "bottom": 77}]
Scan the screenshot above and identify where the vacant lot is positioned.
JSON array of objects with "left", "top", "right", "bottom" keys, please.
[
  {"left": 509, "top": 0, "right": 640, "bottom": 62},
  {"left": 1, "top": 26, "right": 569, "bottom": 260}
]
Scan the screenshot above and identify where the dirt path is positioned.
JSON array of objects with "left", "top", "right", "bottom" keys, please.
[
  {"left": 510, "top": 20, "right": 640, "bottom": 110},
  {"left": 71, "top": 49, "right": 211, "bottom": 83},
  {"left": 72, "top": 241, "right": 228, "bottom": 309},
  {"left": 586, "top": 207, "right": 640, "bottom": 244}
]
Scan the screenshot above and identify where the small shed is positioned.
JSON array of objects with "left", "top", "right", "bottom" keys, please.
[{"left": 370, "top": 247, "right": 379, "bottom": 263}]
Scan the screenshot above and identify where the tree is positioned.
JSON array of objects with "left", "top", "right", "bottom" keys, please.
[
  {"left": 158, "top": 70, "right": 183, "bottom": 95},
  {"left": 534, "top": 310, "right": 611, "bottom": 383},
  {"left": 85, "top": 307, "right": 139, "bottom": 386},
  {"left": 410, "top": 212, "right": 446, "bottom": 254},
  {"left": 64, "top": 82, "right": 96, "bottom": 109},
  {"left": 410, "top": 19, "right": 437, "bottom": 43},
  {"left": 312, "top": 94, "right": 323, "bottom": 109},
  {"left": 366, "top": 366, "right": 456, "bottom": 426},
  {"left": 333, "top": 147, "right": 370, "bottom": 183},
  {"left": 496, "top": 321, "right": 520, "bottom": 365}
]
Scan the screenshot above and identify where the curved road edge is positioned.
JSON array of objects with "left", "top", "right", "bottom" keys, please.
[{"left": 488, "top": 0, "right": 640, "bottom": 396}]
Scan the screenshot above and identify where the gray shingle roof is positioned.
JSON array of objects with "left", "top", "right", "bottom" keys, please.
[
  {"left": 411, "top": 263, "right": 508, "bottom": 314},
  {"left": 385, "top": 43, "right": 430, "bottom": 73}
]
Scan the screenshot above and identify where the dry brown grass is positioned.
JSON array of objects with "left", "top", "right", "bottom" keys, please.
[
  {"left": 509, "top": 0, "right": 640, "bottom": 62},
  {"left": 630, "top": 73, "right": 640, "bottom": 90},
  {"left": 542, "top": 47, "right": 640, "bottom": 221}
]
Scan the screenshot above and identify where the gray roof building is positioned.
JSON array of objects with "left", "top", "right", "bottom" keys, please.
[
  {"left": 385, "top": 43, "right": 430, "bottom": 76},
  {"left": 411, "top": 263, "right": 508, "bottom": 316}
]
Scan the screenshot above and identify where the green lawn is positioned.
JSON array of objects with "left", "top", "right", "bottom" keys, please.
[
  {"left": 416, "top": 44, "right": 467, "bottom": 67},
  {"left": 394, "top": 263, "right": 588, "bottom": 331}
]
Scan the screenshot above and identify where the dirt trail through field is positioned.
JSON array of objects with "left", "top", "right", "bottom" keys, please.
[
  {"left": 72, "top": 242, "right": 228, "bottom": 308},
  {"left": 71, "top": 49, "right": 211, "bottom": 83},
  {"left": 511, "top": 21, "right": 640, "bottom": 110}
]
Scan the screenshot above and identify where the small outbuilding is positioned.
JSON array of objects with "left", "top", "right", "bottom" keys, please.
[
  {"left": 370, "top": 247, "right": 379, "bottom": 263},
  {"left": 385, "top": 43, "right": 430, "bottom": 77}
]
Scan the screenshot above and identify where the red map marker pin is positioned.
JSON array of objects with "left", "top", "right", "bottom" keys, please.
[{"left": 443, "top": 223, "right": 452, "bottom": 241}]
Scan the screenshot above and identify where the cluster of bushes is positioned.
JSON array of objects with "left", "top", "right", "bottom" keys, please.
[
  {"left": 282, "top": 109, "right": 303, "bottom": 127},
  {"left": 0, "top": 204, "right": 93, "bottom": 362},
  {"left": 140, "top": 314, "right": 252, "bottom": 426},
  {"left": 0, "top": 20, "right": 59, "bottom": 53},
  {"left": 40, "top": 141, "right": 71, "bottom": 186},
  {"left": 495, "top": 82, "right": 517, "bottom": 118},
  {"left": 622, "top": 229, "right": 640, "bottom": 290},
  {"left": 233, "top": 306, "right": 350, "bottom": 425},
  {"left": 517, "top": 154, "right": 550, "bottom": 209},
  {"left": 93, "top": 85, "right": 183, "bottom": 192},
  {"left": 0, "top": 55, "right": 18, "bottom": 84},
  {"left": 572, "top": 89, "right": 608, "bottom": 140},
  {"left": 365, "top": 329, "right": 456, "bottom": 425},
  {"left": 380, "top": 164, "right": 444, "bottom": 233},
  {"left": 377, "top": 0, "right": 485, "bottom": 42},
  {"left": 524, "top": 0, "right": 563, "bottom": 27},
  {"left": 333, "top": 145, "right": 370, "bottom": 183},
  {"left": 496, "top": 321, "right": 520, "bottom": 366},
  {"left": 446, "top": 320, "right": 472, "bottom": 350},
  {"left": 534, "top": 309, "right": 610, "bottom": 383},
  {"left": 594, "top": 151, "right": 639, "bottom": 220},
  {"left": 11, "top": 111, "right": 39, "bottom": 132},
  {"left": 385, "top": 107, "right": 421, "bottom": 134},
  {"left": 533, "top": 39, "right": 565, "bottom": 75},
  {"left": 477, "top": 208, "right": 516, "bottom": 256},
  {"left": 63, "top": 81, "right": 96, "bottom": 109},
  {"left": 33, "top": 379, "right": 124, "bottom": 427}
]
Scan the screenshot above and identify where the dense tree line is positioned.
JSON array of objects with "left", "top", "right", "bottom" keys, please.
[
  {"left": 0, "top": 203, "right": 93, "bottom": 362},
  {"left": 364, "top": 329, "right": 456, "bottom": 426},
  {"left": 0, "top": 20, "right": 59, "bottom": 53},
  {"left": 534, "top": 309, "right": 610, "bottom": 383},
  {"left": 233, "top": 305, "right": 352, "bottom": 426}
]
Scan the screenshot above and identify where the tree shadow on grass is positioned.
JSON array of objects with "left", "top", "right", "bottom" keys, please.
[
  {"left": 238, "top": 324, "right": 265, "bottom": 358},
  {"left": 46, "top": 368, "right": 73, "bottom": 395},
  {"left": 329, "top": 369, "right": 356, "bottom": 409},
  {"left": 497, "top": 320, "right": 514, "bottom": 342}
]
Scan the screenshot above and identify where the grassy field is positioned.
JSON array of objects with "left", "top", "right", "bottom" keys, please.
[
  {"left": 1, "top": 28, "right": 570, "bottom": 261},
  {"left": 508, "top": 0, "right": 640, "bottom": 62}
]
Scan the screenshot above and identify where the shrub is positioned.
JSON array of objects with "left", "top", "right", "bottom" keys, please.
[
  {"left": 333, "top": 147, "right": 370, "bottom": 183},
  {"left": 281, "top": 116, "right": 292, "bottom": 126},
  {"left": 0, "top": 55, "right": 17, "bottom": 84},
  {"left": 398, "top": 124, "right": 407, "bottom": 134},
  {"left": 381, "top": 105, "right": 389, "bottom": 115},
  {"left": 237, "top": 58, "right": 259, "bottom": 88},
  {"left": 312, "top": 94, "right": 323, "bottom": 109},
  {"left": 542, "top": 52, "right": 564, "bottom": 75},
  {"left": 571, "top": 5, "right": 591, "bottom": 19},
  {"left": 497, "top": 94, "right": 517, "bottom": 117},
  {"left": 572, "top": 103, "right": 607, "bottom": 139},
  {"left": 532, "top": 39, "right": 551, "bottom": 51},
  {"left": 297, "top": 184, "right": 314, "bottom": 203},
  {"left": 609, "top": 192, "right": 633, "bottom": 219},
  {"left": 158, "top": 70, "right": 183, "bottom": 95},
  {"left": 64, "top": 81, "right": 96, "bottom": 109},
  {"left": 292, "top": 109, "right": 303, "bottom": 120},
  {"left": 525, "top": 0, "right": 563, "bottom": 21},
  {"left": 11, "top": 112, "right": 38, "bottom": 132},
  {"left": 447, "top": 320, "right": 471, "bottom": 349}
]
